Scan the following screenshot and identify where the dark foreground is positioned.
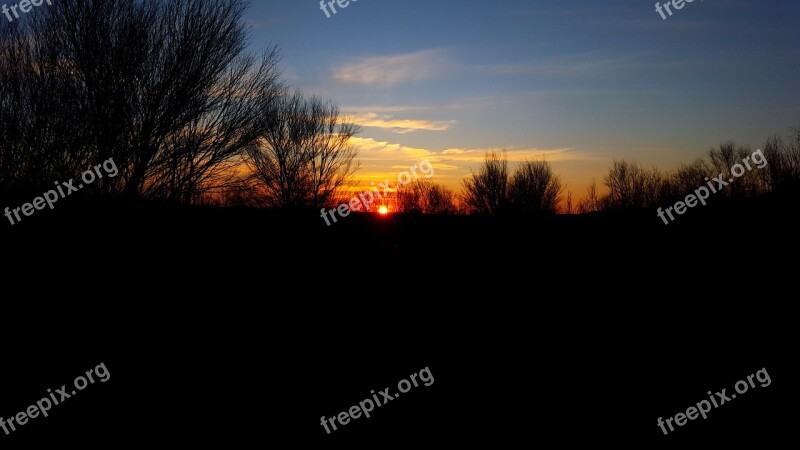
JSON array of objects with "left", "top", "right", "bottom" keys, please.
[{"left": 1, "top": 192, "right": 797, "bottom": 446}]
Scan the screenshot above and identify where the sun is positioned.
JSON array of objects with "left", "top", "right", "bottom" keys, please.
[{"left": 378, "top": 205, "right": 389, "bottom": 215}]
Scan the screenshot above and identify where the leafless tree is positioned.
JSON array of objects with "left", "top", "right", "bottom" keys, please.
[
  {"left": 397, "top": 179, "right": 457, "bottom": 214},
  {"left": 1, "top": 0, "right": 282, "bottom": 203},
  {"left": 146, "top": 49, "right": 283, "bottom": 203},
  {"left": 508, "top": 160, "right": 564, "bottom": 214},
  {"left": 577, "top": 180, "right": 603, "bottom": 213},
  {"left": 708, "top": 141, "right": 756, "bottom": 197},
  {"left": 564, "top": 190, "right": 573, "bottom": 215},
  {"left": 462, "top": 151, "right": 508, "bottom": 214},
  {"left": 246, "top": 93, "right": 360, "bottom": 208},
  {"left": 0, "top": 10, "right": 94, "bottom": 192},
  {"left": 306, "top": 100, "right": 361, "bottom": 208},
  {"left": 762, "top": 134, "right": 800, "bottom": 192},
  {"left": 671, "top": 159, "right": 709, "bottom": 192},
  {"left": 603, "top": 160, "right": 664, "bottom": 209}
]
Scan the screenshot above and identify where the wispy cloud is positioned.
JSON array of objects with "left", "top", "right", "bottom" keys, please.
[
  {"left": 333, "top": 49, "right": 449, "bottom": 87},
  {"left": 349, "top": 137, "right": 435, "bottom": 163},
  {"left": 349, "top": 136, "right": 596, "bottom": 188},
  {"left": 438, "top": 146, "right": 592, "bottom": 164},
  {"left": 351, "top": 113, "right": 455, "bottom": 133}
]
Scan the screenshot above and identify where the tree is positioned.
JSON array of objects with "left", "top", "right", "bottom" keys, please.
[
  {"left": 708, "top": 141, "right": 755, "bottom": 197},
  {"left": 578, "top": 180, "right": 603, "bottom": 213},
  {"left": 762, "top": 134, "right": 800, "bottom": 192},
  {"left": 246, "top": 93, "right": 360, "bottom": 208},
  {"left": 462, "top": 151, "right": 508, "bottom": 214},
  {"left": 665, "top": 159, "right": 710, "bottom": 202},
  {"left": 397, "top": 180, "right": 457, "bottom": 214},
  {"left": 1, "top": 0, "right": 283, "bottom": 203},
  {"left": 603, "top": 160, "right": 664, "bottom": 209},
  {"left": 508, "top": 160, "right": 564, "bottom": 214},
  {"left": 147, "top": 50, "right": 283, "bottom": 203},
  {"left": 564, "top": 191, "right": 574, "bottom": 215}
]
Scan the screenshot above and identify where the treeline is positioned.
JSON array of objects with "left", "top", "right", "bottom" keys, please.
[
  {"left": 455, "top": 134, "right": 800, "bottom": 216},
  {"left": 578, "top": 136, "right": 800, "bottom": 213},
  {"left": 0, "top": 0, "right": 359, "bottom": 208},
  {"left": 352, "top": 154, "right": 565, "bottom": 216}
]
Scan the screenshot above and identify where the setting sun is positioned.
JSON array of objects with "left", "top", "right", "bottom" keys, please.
[{"left": 378, "top": 206, "right": 389, "bottom": 215}]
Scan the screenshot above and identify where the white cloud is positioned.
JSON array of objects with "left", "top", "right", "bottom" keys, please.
[
  {"left": 348, "top": 136, "right": 596, "bottom": 188},
  {"left": 350, "top": 113, "right": 455, "bottom": 133},
  {"left": 333, "top": 49, "right": 448, "bottom": 87}
]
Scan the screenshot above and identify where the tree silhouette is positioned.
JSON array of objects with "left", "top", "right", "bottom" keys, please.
[
  {"left": 1, "top": 0, "right": 282, "bottom": 203},
  {"left": 508, "top": 160, "right": 564, "bottom": 215},
  {"left": 246, "top": 93, "right": 360, "bottom": 209},
  {"left": 603, "top": 160, "right": 663, "bottom": 209},
  {"left": 763, "top": 133, "right": 800, "bottom": 192},
  {"left": 397, "top": 180, "right": 457, "bottom": 214},
  {"left": 707, "top": 142, "right": 760, "bottom": 197},
  {"left": 463, "top": 151, "right": 508, "bottom": 214},
  {"left": 577, "top": 180, "right": 602, "bottom": 213}
]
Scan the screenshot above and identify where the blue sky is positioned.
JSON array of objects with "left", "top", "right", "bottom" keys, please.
[{"left": 245, "top": 0, "right": 800, "bottom": 193}]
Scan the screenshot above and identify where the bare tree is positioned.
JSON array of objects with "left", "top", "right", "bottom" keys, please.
[
  {"left": 671, "top": 159, "right": 709, "bottom": 194},
  {"left": 577, "top": 180, "right": 603, "bottom": 213},
  {"left": 564, "top": 190, "right": 573, "bottom": 215},
  {"left": 708, "top": 141, "right": 755, "bottom": 197},
  {"left": 462, "top": 151, "right": 508, "bottom": 214},
  {"left": 306, "top": 100, "right": 361, "bottom": 208},
  {"left": 508, "top": 160, "right": 564, "bottom": 214},
  {"left": 397, "top": 179, "right": 457, "bottom": 214},
  {"left": 1, "top": 0, "right": 279, "bottom": 203},
  {"left": 603, "top": 160, "right": 664, "bottom": 209},
  {"left": 708, "top": 142, "right": 741, "bottom": 177},
  {"left": 246, "top": 93, "right": 360, "bottom": 208},
  {"left": 146, "top": 49, "right": 283, "bottom": 203},
  {"left": 0, "top": 8, "right": 96, "bottom": 193},
  {"left": 762, "top": 134, "right": 800, "bottom": 192}
]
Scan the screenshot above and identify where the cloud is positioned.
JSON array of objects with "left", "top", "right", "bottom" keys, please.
[
  {"left": 350, "top": 113, "right": 455, "bottom": 133},
  {"left": 333, "top": 49, "right": 448, "bottom": 87},
  {"left": 437, "top": 146, "right": 591, "bottom": 164},
  {"left": 348, "top": 136, "right": 596, "bottom": 189},
  {"left": 349, "top": 137, "right": 435, "bottom": 164}
]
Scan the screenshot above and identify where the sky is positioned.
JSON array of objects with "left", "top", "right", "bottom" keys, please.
[{"left": 244, "top": 0, "right": 800, "bottom": 196}]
